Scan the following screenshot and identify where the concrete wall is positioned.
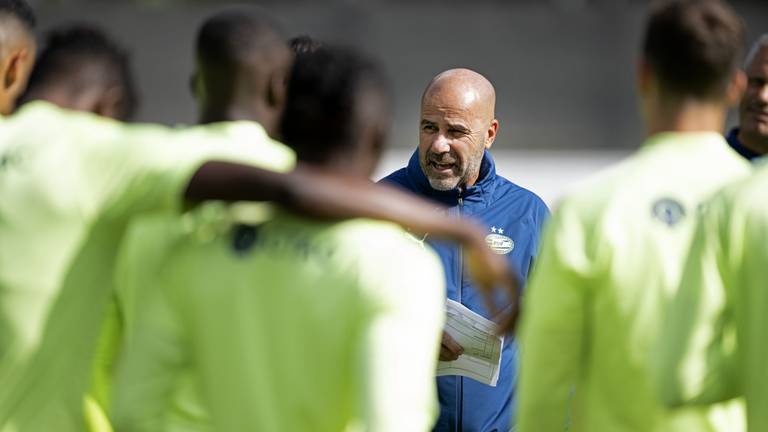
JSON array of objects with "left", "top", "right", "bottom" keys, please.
[{"left": 28, "top": 1, "right": 768, "bottom": 152}]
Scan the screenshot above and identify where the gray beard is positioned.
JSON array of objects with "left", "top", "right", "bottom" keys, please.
[
  {"left": 422, "top": 148, "right": 484, "bottom": 192},
  {"left": 425, "top": 162, "right": 482, "bottom": 192},
  {"left": 426, "top": 176, "right": 461, "bottom": 191}
]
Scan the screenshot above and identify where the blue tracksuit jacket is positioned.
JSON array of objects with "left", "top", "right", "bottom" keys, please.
[{"left": 381, "top": 149, "right": 549, "bottom": 432}]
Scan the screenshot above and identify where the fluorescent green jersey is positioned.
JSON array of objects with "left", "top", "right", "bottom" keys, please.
[
  {"left": 97, "top": 138, "right": 294, "bottom": 430},
  {"left": 517, "top": 132, "right": 749, "bottom": 432},
  {"left": 655, "top": 160, "right": 768, "bottom": 432},
  {"left": 0, "top": 101, "right": 289, "bottom": 432},
  {"left": 111, "top": 212, "right": 445, "bottom": 432}
]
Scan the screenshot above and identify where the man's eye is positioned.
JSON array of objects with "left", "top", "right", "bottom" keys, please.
[{"left": 422, "top": 124, "right": 437, "bottom": 132}]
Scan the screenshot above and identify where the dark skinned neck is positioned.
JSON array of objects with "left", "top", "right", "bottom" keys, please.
[{"left": 198, "top": 102, "right": 278, "bottom": 138}]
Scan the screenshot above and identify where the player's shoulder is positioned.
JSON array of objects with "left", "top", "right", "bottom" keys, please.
[
  {"left": 326, "top": 218, "right": 436, "bottom": 266},
  {"left": 550, "top": 157, "right": 633, "bottom": 218},
  {"left": 8, "top": 101, "right": 126, "bottom": 143},
  {"left": 327, "top": 218, "right": 419, "bottom": 251},
  {"left": 170, "top": 121, "right": 297, "bottom": 172},
  {"left": 156, "top": 202, "right": 241, "bottom": 252},
  {"left": 326, "top": 219, "right": 444, "bottom": 302},
  {"left": 713, "top": 162, "right": 768, "bottom": 218}
]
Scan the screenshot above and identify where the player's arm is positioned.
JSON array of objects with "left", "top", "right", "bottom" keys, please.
[
  {"left": 654, "top": 195, "right": 742, "bottom": 407},
  {"left": 356, "top": 235, "right": 446, "bottom": 431},
  {"left": 94, "top": 122, "right": 517, "bottom": 333},
  {"left": 186, "top": 161, "right": 520, "bottom": 333},
  {"left": 515, "top": 202, "right": 589, "bottom": 431}
]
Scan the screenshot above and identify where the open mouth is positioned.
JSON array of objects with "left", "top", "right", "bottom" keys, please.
[
  {"left": 429, "top": 161, "right": 456, "bottom": 174},
  {"left": 748, "top": 106, "right": 768, "bottom": 117}
]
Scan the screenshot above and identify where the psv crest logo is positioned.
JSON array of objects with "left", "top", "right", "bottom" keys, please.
[
  {"left": 485, "top": 226, "right": 514, "bottom": 255},
  {"left": 652, "top": 198, "right": 686, "bottom": 227}
]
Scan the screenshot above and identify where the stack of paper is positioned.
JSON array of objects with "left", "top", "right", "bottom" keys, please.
[{"left": 437, "top": 299, "right": 504, "bottom": 386}]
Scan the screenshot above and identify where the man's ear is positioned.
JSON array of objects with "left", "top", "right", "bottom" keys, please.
[
  {"left": 267, "top": 69, "right": 287, "bottom": 109},
  {"left": 637, "top": 57, "right": 653, "bottom": 96},
  {"left": 725, "top": 69, "right": 746, "bottom": 107},
  {"left": 4, "top": 47, "right": 32, "bottom": 98},
  {"left": 485, "top": 119, "right": 499, "bottom": 149}
]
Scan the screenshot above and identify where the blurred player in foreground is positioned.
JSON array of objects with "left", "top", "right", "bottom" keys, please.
[
  {"left": 0, "top": 3, "right": 519, "bottom": 431},
  {"left": 656, "top": 117, "right": 768, "bottom": 432},
  {"left": 655, "top": 36, "right": 768, "bottom": 432},
  {"left": 517, "top": 0, "right": 749, "bottom": 430},
  {"left": 113, "top": 45, "right": 445, "bottom": 432}
]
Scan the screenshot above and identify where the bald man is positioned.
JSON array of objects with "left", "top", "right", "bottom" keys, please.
[{"left": 382, "top": 69, "right": 549, "bottom": 431}]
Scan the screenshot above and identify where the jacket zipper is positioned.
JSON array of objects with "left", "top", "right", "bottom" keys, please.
[
  {"left": 457, "top": 194, "right": 463, "bottom": 303},
  {"left": 457, "top": 191, "right": 464, "bottom": 431}
]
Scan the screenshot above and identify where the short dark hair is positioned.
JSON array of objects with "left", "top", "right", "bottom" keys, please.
[
  {"left": 289, "top": 35, "right": 322, "bottom": 56},
  {"left": 280, "top": 45, "right": 390, "bottom": 164},
  {"left": 196, "top": 9, "right": 284, "bottom": 78},
  {"left": 24, "top": 24, "right": 138, "bottom": 119},
  {"left": 195, "top": 8, "right": 286, "bottom": 109},
  {"left": 0, "top": 0, "right": 34, "bottom": 30},
  {"left": 643, "top": 0, "right": 745, "bottom": 100}
]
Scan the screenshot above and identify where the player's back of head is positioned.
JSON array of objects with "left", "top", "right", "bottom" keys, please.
[
  {"left": 643, "top": 0, "right": 745, "bottom": 100},
  {"left": 194, "top": 8, "right": 291, "bottom": 126},
  {"left": 280, "top": 45, "right": 391, "bottom": 177},
  {"left": 19, "top": 24, "right": 138, "bottom": 120}
]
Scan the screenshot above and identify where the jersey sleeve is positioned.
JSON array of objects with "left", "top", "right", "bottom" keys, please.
[
  {"left": 81, "top": 122, "right": 291, "bottom": 221},
  {"left": 355, "top": 231, "right": 445, "bottom": 432},
  {"left": 654, "top": 193, "right": 742, "bottom": 407},
  {"left": 516, "top": 200, "right": 592, "bottom": 431}
]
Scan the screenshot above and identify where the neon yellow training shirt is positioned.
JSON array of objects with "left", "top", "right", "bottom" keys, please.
[
  {"left": 94, "top": 136, "right": 294, "bottom": 430},
  {"left": 516, "top": 132, "right": 749, "bottom": 432},
  {"left": 0, "top": 101, "right": 290, "bottom": 432},
  {"left": 655, "top": 159, "right": 768, "bottom": 432},
  {"left": 111, "top": 211, "right": 446, "bottom": 432}
]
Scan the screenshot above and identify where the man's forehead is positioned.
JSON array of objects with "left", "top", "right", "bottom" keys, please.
[
  {"left": 747, "top": 46, "right": 768, "bottom": 75},
  {"left": 420, "top": 105, "right": 473, "bottom": 127},
  {"left": 423, "top": 82, "right": 482, "bottom": 107}
]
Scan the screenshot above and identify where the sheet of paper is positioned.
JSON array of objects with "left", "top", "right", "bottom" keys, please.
[{"left": 437, "top": 299, "right": 504, "bottom": 386}]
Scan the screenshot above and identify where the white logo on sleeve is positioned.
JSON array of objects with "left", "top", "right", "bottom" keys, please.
[{"left": 486, "top": 226, "right": 514, "bottom": 255}]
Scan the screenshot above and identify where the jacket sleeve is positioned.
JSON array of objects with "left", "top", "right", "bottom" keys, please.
[
  {"left": 516, "top": 200, "right": 591, "bottom": 431},
  {"left": 654, "top": 193, "right": 742, "bottom": 407},
  {"left": 526, "top": 197, "right": 552, "bottom": 278}
]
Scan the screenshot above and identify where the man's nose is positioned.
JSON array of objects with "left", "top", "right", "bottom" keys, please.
[
  {"left": 759, "top": 83, "right": 768, "bottom": 104},
  {"left": 430, "top": 133, "right": 450, "bottom": 154}
]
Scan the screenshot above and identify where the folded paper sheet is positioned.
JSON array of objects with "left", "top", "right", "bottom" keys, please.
[{"left": 437, "top": 299, "right": 504, "bottom": 386}]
